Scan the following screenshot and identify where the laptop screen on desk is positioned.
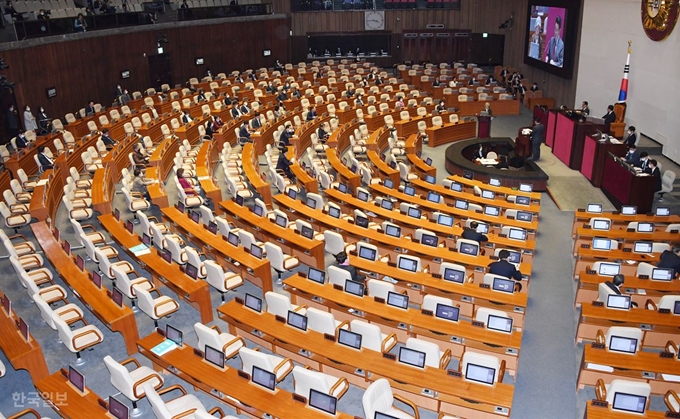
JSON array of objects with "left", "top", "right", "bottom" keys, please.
[
  {"left": 244, "top": 293, "right": 262, "bottom": 313},
  {"left": 357, "top": 190, "right": 369, "bottom": 202},
  {"left": 482, "top": 190, "right": 495, "bottom": 199},
  {"left": 492, "top": 277, "right": 515, "bottom": 293},
  {"left": 301, "top": 225, "right": 314, "bottom": 239},
  {"left": 161, "top": 248, "right": 172, "bottom": 263},
  {"left": 250, "top": 244, "right": 263, "bottom": 259},
  {"left": 344, "top": 279, "right": 365, "bottom": 297},
  {"left": 358, "top": 246, "right": 376, "bottom": 261},
  {"left": 287, "top": 188, "right": 297, "bottom": 199},
  {"left": 435, "top": 303, "right": 459, "bottom": 322},
  {"left": 397, "top": 257, "right": 418, "bottom": 273},
  {"left": 385, "top": 224, "right": 401, "bottom": 238},
  {"left": 427, "top": 192, "right": 441, "bottom": 203},
  {"left": 637, "top": 222, "right": 654, "bottom": 233},
  {"left": 375, "top": 414, "right": 400, "bottom": 419},
  {"left": 425, "top": 157, "right": 432, "bottom": 166},
  {"left": 307, "top": 267, "right": 325, "bottom": 284},
  {"left": 190, "top": 211, "right": 200, "bottom": 223},
  {"left": 208, "top": 221, "right": 218, "bottom": 234},
  {"left": 612, "top": 392, "right": 647, "bottom": 414},
  {"left": 425, "top": 175, "right": 436, "bottom": 184},
  {"left": 403, "top": 185, "right": 415, "bottom": 196},
  {"left": 108, "top": 396, "right": 129, "bottom": 419},
  {"left": 252, "top": 366, "right": 276, "bottom": 391},
  {"left": 465, "top": 363, "right": 495, "bottom": 385},
  {"left": 508, "top": 228, "right": 527, "bottom": 241},
  {"left": 185, "top": 263, "right": 198, "bottom": 280},
  {"left": 204, "top": 345, "right": 225, "bottom": 369},
  {"left": 387, "top": 291, "right": 409, "bottom": 309},
  {"left": 437, "top": 214, "right": 453, "bottom": 227},
  {"left": 383, "top": 179, "right": 394, "bottom": 189},
  {"left": 450, "top": 182, "right": 463, "bottom": 192},
  {"left": 609, "top": 335, "right": 638, "bottom": 354},
  {"left": 621, "top": 205, "right": 637, "bottom": 215},
  {"left": 309, "top": 389, "right": 337, "bottom": 415},
  {"left": 443, "top": 267, "right": 465, "bottom": 283},
  {"left": 506, "top": 251, "right": 521, "bottom": 264},
  {"left": 516, "top": 211, "right": 533, "bottom": 222},
  {"left": 598, "top": 263, "right": 620, "bottom": 276},
  {"left": 142, "top": 233, "right": 151, "bottom": 246},
  {"left": 287, "top": 310, "right": 308, "bottom": 331},
  {"left": 398, "top": 347, "right": 426, "bottom": 368},
  {"left": 455, "top": 199, "right": 468, "bottom": 210},
  {"left": 459, "top": 242, "right": 478, "bottom": 256},
  {"left": 633, "top": 241, "right": 652, "bottom": 253},
  {"left": 421, "top": 233, "right": 438, "bottom": 248},
  {"left": 305, "top": 197, "right": 317, "bottom": 209},
  {"left": 338, "top": 183, "right": 348, "bottom": 194},
  {"left": 674, "top": 300, "right": 680, "bottom": 315},
  {"left": 227, "top": 232, "right": 239, "bottom": 247},
  {"left": 337, "top": 328, "right": 362, "bottom": 350},
  {"left": 407, "top": 207, "right": 421, "bottom": 219},
  {"left": 355, "top": 215, "right": 369, "bottom": 228},
  {"left": 519, "top": 183, "right": 532, "bottom": 192},
  {"left": 69, "top": 366, "right": 85, "bottom": 393},
  {"left": 651, "top": 268, "right": 673, "bottom": 281},
  {"left": 489, "top": 178, "right": 501, "bottom": 187},
  {"left": 381, "top": 199, "right": 394, "bottom": 210},
  {"left": 656, "top": 207, "right": 670, "bottom": 216},
  {"left": 166, "top": 325, "right": 183, "bottom": 346},
  {"left": 487, "top": 314, "right": 513, "bottom": 333},
  {"left": 592, "top": 238, "right": 611, "bottom": 251},
  {"left": 606, "top": 294, "right": 631, "bottom": 310},
  {"left": 515, "top": 196, "right": 530, "bottom": 206},
  {"left": 328, "top": 206, "right": 341, "bottom": 219},
  {"left": 275, "top": 214, "right": 287, "bottom": 228},
  {"left": 485, "top": 206, "right": 499, "bottom": 217},
  {"left": 587, "top": 203, "right": 603, "bottom": 213},
  {"left": 592, "top": 220, "right": 610, "bottom": 231}
]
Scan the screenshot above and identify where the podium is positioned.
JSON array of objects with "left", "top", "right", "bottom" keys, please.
[
  {"left": 478, "top": 115, "right": 491, "bottom": 138},
  {"left": 515, "top": 127, "right": 531, "bottom": 158},
  {"left": 580, "top": 135, "right": 627, "bottom": 187},
  {"left": 552, "top": 111, "right": 609, "bottom": 170}
]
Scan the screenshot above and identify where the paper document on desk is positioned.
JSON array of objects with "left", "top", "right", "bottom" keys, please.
[
  {"left": 609, "top": 138, "right": 621, "bottom": 144},
  {"left": 37, "top": 179, "right": 49, "bottom": 186},
  {"left": 151, "top": 339, "right": 178, "bottom": 356},
  {"left": 479, "top": 159, "right": 498, "bottom": 165},
  {"left": 197, "top": 176, "right": 211, "bottom": 181},
  {"left": 129, "top": 244, "right": 151, "bottom": 256}
]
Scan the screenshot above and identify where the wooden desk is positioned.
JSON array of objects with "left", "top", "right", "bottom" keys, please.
[
  {"left": 241, "top": 142, "right": 272, "bottom": 206},
  {"left": 425, "top": 120, "right": 478, "bottom": 148},
  {"left": 220, "top": 200, "right": 325, "bottom": 268},
  {"left": 583, "top": 401, "right": 668, "bottom": 419},
  {"left": 602, "top": 155, "right": 656, "bottom": 214},
  {"left": 552, "top": 111, "right": 609, "bottom": 170},
  {"left": 581, "top": 135, "right": 628, "bottom": 188},
  {"left": 218, "top": 300, "right": 515, "bottom": 418},
  {"left": 442, "top": 99, "right": 520, "bottom": 117},
  {"left": 0, "top": 291, "right": 49, "bottom": 382},
  {"left": 368, "top": 150, "right": 400, "bottom": 186},
  {"left": 32, "top": 221, "right": 140, "bottom": 355},
  {"left": 573, "top": 226, "right": 679, "bottom": 254},
  {"left": 573, "top": 248, "right": 660, "bottom": 279},
  {"left": 138, "top": 332, "right": 356, "bottom": 419},
  {"left": 573, "top": 210, "right": 680, "bottom": 229},
  {"left": 29, "top": 171, "right": 62, "bottom": 223},
  {"left": 448, "top": 174, "right": 542, "bottom": 202},
  {"left": 575, "top": 272, "right": 680, "bottom": 307},
  {"left": 326, "top": 148, "right": 361, "bottom": 191},
  {"left": 159, "top": 207, "right": 273, "bottom": 293},
  {"left": 576, "top": 302, "right": 680, "bottom": 347},
  {"left": 149, "top": 137, "right": 179, "bottom": 182},
  {"left": 195, "top": 140, "right": 224, "bottom": 215},
  {"left": 35, "top": 371, "right": 110, "bottom": 419},
  {"left": 98, "top": 214, "right": 214, "bottom": 324},
  {"left": 577, "top": 345, "right": 680, "bottom": 395}
]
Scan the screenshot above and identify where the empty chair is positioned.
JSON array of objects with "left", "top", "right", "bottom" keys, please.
[
  {"left": 366, "top": 279, "right": 395, "bottom": 299},
  {"left": 405, "top": 337, "right": 451, "bottom": 369},
  {"left": 323, "top": 230, "right": 348, "bottom": 255},
  {"left": 0, "top": 201, "right": 30, "bottom": 232},
  {"left": 422, "top": 295, "right": 456, "bottom": 313},
  {"left": 0, "top": 229, "right": 36, "bottom": 257},
  {"left": 203, "top": 260, "right": 243, "bottom": 302},
  {"left": 133, "top": 284, "right": 179, "bottom": 328},
  {"left": 53, "top": 314, "right": 103, "bottom": 364},
  {"left": 239, "top": 346, "right": 294, "bottom": 382},
  {"left": 595, "top": 379, "right": 651, "bottom": 412},
  {"left": 32, "top": 293, "right": 84, "bottom": 330},
  {"left": 461, "top": 351, "right": 504, "bottom": 384},
  {"left": 292, "top": 365, "right": 349, "bottom": 400},
  {"left": 265, "top": 291, "right": 306, "bottom": 317},
  {"left": 111, "top": 264, "right": 153, "bottom": 308},
  {"left": 144, "top": 383, "right": 222, "bottom": 419},
  {"left": 103, "top": 355, "right": 164, "bottom": 414},
  {"left": 122, "top": 187, "right": 151, "bottom": 213},
  {"left": 95, "top": 247, "right": 134, "bottom": 279},
  {"left": 475, "top": 307, "right": 511, "bottom": 330},
  {"left": 184, "top": 247, "right": 207, "bottom": 279},
  {"left": 350, "top": 319, "right": 396, "bottom": 353},
  {"left": 264, "top": 242, "right": 300, "bottom": 281},
  {"left": 164, "top": 236, "right": 188, "bottom": 265},
  {"left": 195, "top": 322, "right": 245, "bottom": 360},
  {"left": 362, "top": 378, "right": 419, "bottom": 419},
  {"left": 306, "top": 307, "right": 349, "bottom": 336}
]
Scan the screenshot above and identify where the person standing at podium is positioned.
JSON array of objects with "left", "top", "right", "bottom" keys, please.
[
  {"left": 529, "top": 117, "right": 545, "bottom": 162},
  {"left": 481, "top": 102, "right": 492, "bottom": 117}
]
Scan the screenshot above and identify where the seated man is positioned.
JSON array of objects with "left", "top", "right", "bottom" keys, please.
[
  {"left": 487, "top": 249, "right": 522, "bottom": 281},
  {"left": 132, "top": 143, "right": 149, "bottom": 168},
  {"left": 603, "top": 274, "right": 639, "bottom": 307},
  {"left": 37, "top": 145, "right": 53, "bottom": 171},
  {"left": 334, "top": 251, "right": 366, "bottom": 282},
  {"left": 624, "top": 144, "right": 640, "bottom": 166},
  {"left": 100, "top": 128, "right": 116, "bottom": 149},
  {"left": 461, "top": 221, "right": 488, "bottom": 243},
  {"left": 317, "top": 124, "right": 330, "bottom": 142},
  {"left": 238, "top": 122, "right": 252, "bottom": 142},
  {"left": 657, "top": 245, "right": 680, "bottom": 277},
  {"left": 276, "top": 146, "right": 295, "bottom": 181},
  {"left": 307, "top": 106, "right": 318, "bottom": 121}
]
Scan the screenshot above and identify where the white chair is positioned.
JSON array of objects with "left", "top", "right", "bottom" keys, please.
[
  {"left": 133, "top": 284, "right": 180, "bottom": 328},
  {"left": 475, "top": 307, "right": 511, "bottom": 331},
  {"left": 103, "top": 355, "right": 164, "bottom": 414},
  {"left": 292, "top": 365, "right": 349, "bottom": 400},
  {"left": 397, "top": 254, "right": 422, "bottom": 272},
  {"left": 203, "top": 260, "right": 243, "bottom": 302},
  {"left": 461, "top": 351, "right": 504, "bottom": 384},
  {"left": 239, "top": 346, "right": 294, "bottom": 382},
  {"left": 596, "top": 379, "right": 651, "bottom": 412},
  {"left": 0, "top": 201, "right": 31, "bottom": 232},
  {"left": 194, "top": 322, "right": 245, "bottom": 359},
  {"left": 184, "top": 247, "right": 207, "bottom": 279},
  {"left": 0, "top": 229, "right": 36, "bottom": 257},
  {"left": 597, "top": 327, "right": 643, "bottom": 353},
  {"left": 635, "top": 262, "right": 655, "bottom": 277},
  {"left": 421, "top": 295, "right": 455, "bottom": 312},
  {"left": 306, "top": 307, "right": 348, "bottom": 336},
  {"left": 111, "top": 264, "right": 153, "bottom": 309},
  {"left": 164, "top": 236, "right": 188, "bottom": 265},
  {"left": 264, "top": 242, "right": 300, "bottom": 281},
  {"left": 362, "top": 378, "right": 419, "bottom": 419},
  {"left": 6, "top": 243, "right": 43, "bottom": 270},
  {"left": 53, "top": 314, "right": 103, "bottom": 364},
  {"left": 265, "top": 291, "right": 306, "bottom": 318},
  {"left": 456, "top": 238, "right": 480, "bottom": 256},
  {"left": 328, "top": 265, "right": 352, "bottom": 288},
  {"left": 405, "top": 337, "right": 451, "bottom": 369},
  {"left": 95, "top": 247, "right": 134, "bottom": 279},
  {"left": 323, "top": 230, "right": 348, "bottom": 255},
  {"left": 144, "top": 383, "right": 221, "bottom": 419},
  {"left": 32, "top": 293, "right": 84, "bottom": 330},
  {"left": 17, "top": 268, "right": 64, "bottom": 304},
  {"left": 122, "top": 187, "right": 150, "bottom": 213},
  {"left": 658, "top": 295, "right": 680, "bottom": 311},
  {"left": 350, "top": 319, "right": 396, "bottom": 353},
  {"left": 367, "top": 279, "right": 395, "bottom": 300}
]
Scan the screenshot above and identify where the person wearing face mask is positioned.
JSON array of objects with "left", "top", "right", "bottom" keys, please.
[
  {"left": 333, "top": 251, "right": 366, "bottom": 282},
  {"left": 278, "top": 124, "right": 295, "bottom": 148},
  {"left": 5, "top": 104, "right": 18, "bottom": 138},
  {"left": 624, "top": 126, "right": 637, "bottom": 147},
  {"left": 115, "top": 85, "right": 124, "bottom": 101},
  {"left": 23, "top": 105, "right": 37, "bottom": 133}
]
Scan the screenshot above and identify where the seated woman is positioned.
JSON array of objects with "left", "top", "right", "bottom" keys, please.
[{"left": 176, "top": 168, "right": 198, "bottom": 195}]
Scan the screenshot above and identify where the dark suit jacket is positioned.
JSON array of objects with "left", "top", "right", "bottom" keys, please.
[
  {"left": 649, "top": 166, "right": 661, "bottom": 192},
  {"left": 487, "top": 259, "right": 522, "bottom": 280},
  {"left": 38, "top": 152, "right": 53, "bottom": 169},
  {"left": 251, "top": 118, "right": 261, "bottom": 129},
  {"left": 101, "top": 134, "right": 115, "bottom": 146},
  {"left": 181, "top": 114, "right": 192, "bottom": 124},
  {"left": 603, "top": 111, "right": 616, "bottom": 124},
  {"left": 239, "top": 105, "right": 250, "bottom": 114},
  {"left": 224, "top": 97, "right": 233, "bottom": 106},
  {"left": 279, "top": 131, "right": 292, "bottom": 146},
  {"left": 307, "top": 111, "right": 317, "bottom": 121},
  {"left": 432, "top": 80, "right": 440, "bottom": 87},
  {"left": 624, "top": 133, "right": 636, "bottom": 146},
  {"left": 317, "top": 127, "right": 329, "bottom": 140},
  {"left": 15, "top": 135, "right": 28, "bottom": 149},
  {"left": 658, "top": 250, "right": 680, "bottom": 277},
  {"left": 530, "top": 123, "right": 545, "bottom": 145},
  {"left": 334, "top": 263, "right": 366, "bottom": 282},
  {"left": 625, "top": 150, "right": 640, "bottom": 166},
  {"left": 85, "top": 105, "right": 95, "bottom": 116},
  {"left": 277, "top": 92, "right": 288, "bottom": 102},
  {"left": 230, "top": 108, "right": 241, "bottom": 118},
  {"left": 461, "top": 228, "right": 488, "bottom": 243}
]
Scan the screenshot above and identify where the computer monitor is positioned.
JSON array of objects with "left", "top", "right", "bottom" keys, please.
[
  {"left": 286, "top": 310, "right": 308, "bottom": 331},
  {"left": 425, "top": 157, "right": 432, "bottom": 166},
  {"left": 651, "top": 268, "right": 673, "bottom": 281},
  {"left": 250, "top": 244, "right": 263, "bottom": 259},
  {"left": 459, "top": 242, "right": 478, "bottom": 256},
  {"left": 515, "top": 196, "right": 530, "bottom": 206},
  {"left": 204, "top": 344, "right": 225, "bottom": 369},
  {"left": 398, "top": 347, "right": 426, "bottom": 368},
  {"left": 307, "top": 267, "right": 325, "bottom": 284},
  {"left": 437, "top": 214, "right": 453, "bottom": 227},
  {"left": 111, "top": 287, "right": 124, "bottom": 307},
  {"left": 377, "top": 199, "right": 392, "bottom": 211},
  {"left": 516, "top": 211, "right": 533, "bottom": 222},
  {"left": 421, "top": 233, "right": 439, "bottom": 248},
  {"left": 386, "top": 291, "right": 409, "bottom": 309},
  {"left": 357, "top": 190, "right": 369, "bottom": 202},
  {"left": 403, "top": 185, "right": 415, "bottom": 196},
  {"left": 185, "top": 263, "right": 199, "bottom": 280},
  {"left": 489, "top": 178, "right": 501, "bottom": 187},
  {"left": 476, "top": 223, "right": 490, "bottom": 234},
  {"left": 301, "top": 225, "right": 314, "bottom": 239},
  {"left": 338, "top": 183, "right": 348, "bottom": 194},
  {"left": 355, "top": 215, "right": 369, "bottom": 228},
  {"left": 350, "top": 163, "right": 358, "bottom": 173},
  {"left": 344, "top": 279, "right": 365, "bottom": 297},
  {"left": 337, "top": 328, "right": 362, "bottom": 350},
  {"left": 287, "top": 188, "right": 297, "bottom": 199},
  {"left": 68, "top": 366, "right": 85, "bottom": 393},
  {"left": 275, "top": 214, "right": 288, "bottom": 228},
  {"left": 442, "top": 267, "right": 465, "bottom": 283},
  {"left": 407, "top": 207, "right": 421, "bottom": 219},
  {"left": 252, "top": 366, "right": 276, "bottom": 391},
  {"left": 114, "top": 208, "right": 121, "bottom": 221},
  {"left": 612, "top": 392, "right": 647, "bottom": 414},
  {"left": 485, "top": 206, "right": 499, "bottom": 217},
  {"left": 492, "top": 277, "right": 515, "bottom": 294},
  {"left": 1, "top": 294, "right": 10, "bottom": 315},
  {"left": 455, "top": 200, "right": 468, "bottom": 210},
  {"left": 389, "top": 161, "right": 396, "bottom": 170},
  {"left": 508, "top": 228, "right": 527, "bottom": 241},
  {"left": 142, "top": 233, "right": 152, "bottom": 247},
  {"left": 161, "top": 248, "right": 172, "bottom": 263},
  {"left": 63, "top": 240, "right": 71, "bottom": 255},
  {"left": 636, "top": 222, "right": 654, "bottom": 233},
  {"left": 383, "top": 178, "right": 394, "bottom": 189},
  {"left": 506, "top": 251, "right": 521, "bottom": 264},
  {"left": 425, "top": 174, "right": 436, "bottom": 184},
  {"left": 487, "top": 314, "right": 513, "bottom": 333},
  {"left": 234, "top": 195, "right": 244, "bottom": 206},
  {"left": 633, "top": 241, "right": 653, "bottom": 253},
  {"left": 463, "top": 171, "right": 474, "bottom": 180},
  {"left": 606, "top": 294, "right": 631, "bottom": 310},
  {"left": 125, "top": 220, "right": 134, "bottom": 234},
  {"left": 18, "top": 317, "right": 29, "bottom": 341},
  {"left": 674, "top": 300, "right": 680, "bottom": 315},
  {"left": 609, "top": 335, "right": 638, "bottom": 354},
  {"left": 621, "top": 205, "right": 637, "bottom": 215},
  {"left": 178, "top": 201, "right": 187, "bottom": 212},
  {"left": 656, "top": 207, "right": 670, "bottom": 216},
  {"left": 166, "top": 324, "right": 183, "bottom": 346},
  {"left": 586, "top": 203, "right": 603, "bottom": 213},
  {"left": 190, "top": 210, "right": 200, "bottom": 223},
  {"left": 592, "top": 237, "right": 611, "bottom": 251},
  {"left": 481, "top": 190, "right": 495, "bottom": 199},
  {"left": 358, "top": 246, "right": 376, "bottom": 261},
  {"left": 427, "top": 192, "right": 441, "bottom": 204},
  {"left": 244, "top": 293, "right": 262, "bottom": 313},
  {"left": 108, "top": 396, "right": 129, "bottom": 419},
  {"left": 227, "top": 232, "right": 239, "bottom": 247},
  {"left": 519, "top": 183, "right": 532, "bottom": 192},
  {"left": 308, "top": 389, "right": 337, "bottom": 415},
  {"left": 465, "top": 363, "right": 496, "bottom": 385},
  {"left": 450, "top": 182, "right": 463, "bottom": 192},
  {"left": 305, "top": 197, "right": 317, "bottom": 209},
  {"left": 598, "top": 263, "right": 620, "bottom": 276},
  {"left": 435, "top": 303, "right": 459, "bottom": 322},
  {"left": 328, "top": 206, "right": 341, "bottom": 219},
  {"left": 592, "top": 219, "right": 611, "bottom": 230},
  {"left": 385, "top": 224, "right": 401, "bottom": 238},
  {"left": 91, "top": 271, "right": 102, "bottom": 289},
  {"left": 207, "top": 221, "right": 218, "bottom": 234},
  {"left": 397, "top": 257, "right": 418, "bottom": 273},
  {"left": 76, "top": 254, "right": 85, "bottom": 271}
]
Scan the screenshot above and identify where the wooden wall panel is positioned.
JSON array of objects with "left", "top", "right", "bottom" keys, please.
[{"left": 2, "top": 17, "right": 290, "bottom": 119}]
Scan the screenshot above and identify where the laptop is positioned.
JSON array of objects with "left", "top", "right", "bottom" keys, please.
[
  {"left": 286, "top": 310, "right": 308, "bottom": 331},
  {"left": 611, "top": 392, "right": 647, "bottom": 414},
  {"left": 492, "top": 277, "right": 515, "bottom": 294},
  {"left": 465, "top": 363, "right": 495, "bottom": 386},
  {"left": 435, "top": 303, "right": 459, "bottom": 322},
  {"left": 307, "top": 267, "right": 326, "bottom": 284},
  {"left": 337, "top": 328, "right": 362, "bottom": 350},
  {"left": 606, "top": 294, "right": 631, "bottom": 310},
  {"left": 397, "top": 257, "right": 418, "bottom": 273},
  {"left": 651, "top": 268, "right": 673, "bottom": 281},
  {"left": 358, "top": 246, "right": 376, "bottom": 261},
  {"left": 450, "top": 182, "right": 463, "bottom": 192},
  {"left": 437, "top": 213, "right": 453, "bottom": 227},
  {"left": 251, "top": 366, "right": 277, "bottom": 392},
  {"left": 386, "top": 291, "right": 409, "bottom": 309},
  {"left": 633, "top": 241, "right": 653, "bottom": 253},
  {"left": 598, "top": 263, "right": 620, "bottom": 276},
  {"left": 398, "top": 347, "right": 426, "bottom": 368},
  {"left": 427, "top": 191, "right": 441, "bottom": 203},
  {"left": 344, "top": 279, "right": 365, "bottom": 297},
  {"left": 481, "top": 190, "right": 495, "bottom": 199},
  {"left": 68, "top": 366, "right": 86, "bottom": 393},
  {"left": 385, "top": 224, "right": 401, "bottom": 238},
  {"left": 308, "top": 389, "right": 337, "bottom": 416},
  {"left": 608, "top": 335, "right": 638, "bottom": 354},
  {"left": 455, "top": 200, "right": 468, "bottom": 210},
  {"left": 487, "top": 314, "right": 513, "bottom": 333},
  {"left": 204, "top": 344, "right": 226, "bottom": 370},
  {"left": 244, "top": 293, "right": 263, "bottom": 313}
]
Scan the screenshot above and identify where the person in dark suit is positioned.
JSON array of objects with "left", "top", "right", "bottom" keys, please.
[
  {"left": 290, "top": 87, "right": 301, "bottom": 99},
  {"left": 579, "top": 101, "right": 590, "bottom": 116},
  {"left": 278, "top": 124, "right": 294, "bottom": 148},
  {"left": 354, "top": 95, "right": 364, "bottom": 107},
  {"left": 239, "top": 122, "right": 252, "bottom": 142},
  {"left": 473, "top": 144, "right": 484, "bottom": 160},
  {"left": 545, "top": 15, "right": 564, "bottom": 67},
  {"left": 5, "top": 104, "right": 18, "bottom": 138},
  {"left": 230, "top": 103, "right": 241, "bottom": 119},
  {"left": 529, "top": 117, "right": 545, "bottom": 161},
  {"left": 334, "top": 251, "right": 366, "bottom": 282},
  {"left": 462, "top": 221, "right": 488, "bottom": 243},
  {"left": 625, "top": 144, "right": 641, "bottom": 166},
  {"left": 37, "top": 145, "right": 53, "bottom": 170},
  {"left": 317, "top": 124, "right": 329, "bottom": 142},
  {"left": 530, "top": 82, "right": 539, "bottom": 92},
  {"left": 181, "top": 110, "right": 193, "bottom": 124},
  {"left": 307, "top": 106, "right": 318, "bottom": 121},
  {"left": 276, "top": 89, "right": 288, "bottom": 102},
  {"left": 234, "top": 74, "right": 244, "bottom": 84},
  {"left": 196, "top": 89, "right": 206, "bottom": 102},
  {"left": 601, "top": 275, "right": 639, "bottom": 306},
  {"left": 276, "top": 146, "right": 295, "bottom": 181},
  {"left": 624, "top": 126, "right": 637, "bottom": 146},
  {"left": 85, "top": 101, "right": 96, "bottom": 116},
  {"left": 487, "top": 249, "right": 522, "bottom": 281},
  {"left": 346, "top": 86, "right": 355, "bottom": 98},
  {"left": 658, "top": 245, "right": 680, "bottom": 277},
  {"left": 647, "top": 159, "right": 662, "bottom": 195},
  {"left": 15, "top": 131, "right": 28, "bottom": 149},
  {"left": 432, "top": 77, "right": 441, "bottom": 87},
  {"left": 239, "top": 100, "right": 250, "bottom": 115},
  {"left": 37, "top": 107, "right": 51, "bottom": 134},
  {"left": 223, "top": 93, "right": 233, "bottom": 106},
  {"left": 435, "top": 101, "right": 446, "bottom": 114},
  {"left": 603, "top": 105, "right": 616, "bottom": 124},
  {"left": 115, "top": 85, "right": 125, "bottom": 101},
  {"left": 467, "top": 78, "right": 475, "bottom": 86},
  {"left": 250, "top": 113, "right": 262, "bottom": 130},
  {"left": 101, "top": 128, "right": 116, "bottom": 149},
  {"left": 638, "top": 151, "right": 650, "bottom": 171}
]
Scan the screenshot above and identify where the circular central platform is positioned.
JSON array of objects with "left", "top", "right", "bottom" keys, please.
[{"left": 444, "top": 137, "right": 549, "bottom": 191}]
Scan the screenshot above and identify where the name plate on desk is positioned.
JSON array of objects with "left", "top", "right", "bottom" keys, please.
[
  {"left": 332, "top": 284, "right": 343, "bottom": 291},
  {"left": 665, "top": 412, "right": 680, "bottom": 418},
  {"left": 591, "top": 343, "right": 605, "bottom": 349},
  {"left": 592, "top": 301, "right": 604, "bottom": 307},
  {"left": 660, "top": 352, "right": 675, "bottom": 358},
  {"left": 432, "top": 273, "right": 442, "bottom": 279},
  {"left": 591, "top": 400, "right": 608, "bottom": 408},
  {"left": 447, "top": 369, "right": 462, "bottom": 377},
  {"left": 237, "top": 370, "right": 250, "bottom": 380},
  {"left": 292, "top": 394, "right": 307, "bottom": 404},
  {"left": 639, "top": 275, "right": 649, "bottom": 279},
  {"left": 387, "top": 262, "right": 396, "bottom": 267},
  {"left": 586, "top": 270, "right": 596, "bottom": 275},
  {"left": 421, "top": 309, "right": 433, "bottom": 316},
  {"left": 349, "top": 250, "right": 358, "bottom": 256},
  {"left": 324, "top": 333, "right": 336, "bottom": 342},
  {"left": 581, "top": 244, "right": 590, "bottom": 249},
  {"left": 659, "top": 308, "right": 671, "bottom": 314},
  {"left": 374, "top": 297, "right": 385, "bottom": 304},
  {"left": 235, "top": 297, "right": 244, "bottom": 305},
  {"left": 382, "top": 352, "right": 396, "bottom": 360},
  {"left": 583, "top": 225, "right": 591, "bottom": 229},
  {"left": 622, "top": 248, "right": 632, "bottom": 253},
  {"left": 275, "top": 315, "right": 286, "bottom": 323},
  {"left": 479, "top": 284, "right": 490, "bottom": 289},
  {"left": 471, "top": 320, "right": 485, "bottom": 328}
]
